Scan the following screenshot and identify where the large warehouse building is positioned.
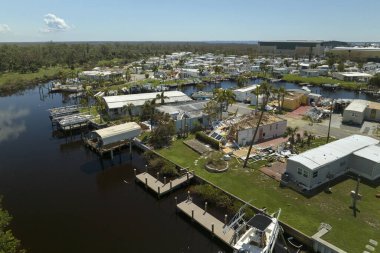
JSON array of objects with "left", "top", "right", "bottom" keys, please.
[
  {"left": 329, "top": 46, "right": 380, "bottom": 62},
  {"left": 284, "top": 135, "right": 380, "bottom": 191},
  {"left": 258, "top": 40, "right": 325, "bottom": 57}
]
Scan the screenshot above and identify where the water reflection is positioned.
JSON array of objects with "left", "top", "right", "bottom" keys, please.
[{"left": 0, "top": 107, "right": 29, "bottom": 143}]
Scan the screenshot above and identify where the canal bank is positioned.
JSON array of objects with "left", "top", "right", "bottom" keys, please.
[{"left": 0, "top": 85, "right": 230, "bottom": 253}]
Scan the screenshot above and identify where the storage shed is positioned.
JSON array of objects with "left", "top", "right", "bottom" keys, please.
[
  {"left": 285, "top": 135, "right": 379, "bottom": 191},
  {"left": 91, "top": 122, "right": 141, "bottom": 147},
  {"left": 342, "top": 99, "right": 368, "bottom": 125}
]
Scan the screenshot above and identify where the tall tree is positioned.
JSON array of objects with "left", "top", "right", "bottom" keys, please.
[
  {"left": 0, "top": 197, "right": 25, "bottom": 253},
  {"left": 213, "top": 88, "right": 236, "bottom": 119},
  {"left": 122, "top": 103, "right": 134, "bottom": 121},
  {"left": 277, "top": 86, "right": 288, "bottom": 112},
  {"left": 236, "top": 74, "right": 248, "bottom": 88},
  {"left": 156, "top": 91, "right": 169, "bottom": 105},
  {"left": 243, "top": 82, "right": 273, "bottom": 168}
]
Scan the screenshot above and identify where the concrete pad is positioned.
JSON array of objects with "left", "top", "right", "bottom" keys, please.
[{"left": 369, "top": 239, "right": 378, "bottom": 246}]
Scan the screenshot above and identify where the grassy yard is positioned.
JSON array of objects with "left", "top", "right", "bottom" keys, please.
[
  {"left": 282, "top": 74, "right": 366, "bottom": 90},
  {"left": 157, "top": 137, "right": 380, "bottom": 252},
  {"left": 0, "top": 66, "right": 75, "bottom": 94}
]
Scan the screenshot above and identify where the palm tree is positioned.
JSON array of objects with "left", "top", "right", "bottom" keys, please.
[
  {"left": 125, "top": 68, "right": 132, "bottom": 82},
  {"left": 156, "top": 91, "right": 169, "bottom": 105},
  {"left": 236, "top": 74, "right": 248, "bottom": 88},
  {"left": 277, "top": 86, "right": 288, "bottom": 113},
  {"left": 283, "top": 126, "right": 299, "bottom": 152},
  {"left": 251, "top": 85, "right": 261, "bottom": 109},
  {"left": 203, "top": 100, "right": 219, "bottom": 123},
  {"left": 122, "top": 103, "right": 134, "bottom": 121},
  {"left": 213, "top": 88, "right": 236, "bottom": 120},
  {"left": 198, "top": 65, "right": 205, "bottom": 76},
  {"left": 243, "top": 82, "right": 273, "bottom": 168}
]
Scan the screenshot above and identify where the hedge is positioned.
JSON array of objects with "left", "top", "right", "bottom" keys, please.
[{"left": 195, "top": 131, "right": 220, "bottom": 150}]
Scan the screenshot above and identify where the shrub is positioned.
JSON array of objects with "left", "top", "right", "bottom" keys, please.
[
  {"left": 195, "top": 131, "right": 219, "bottom": 150},
  {"left": 160, "top": 161, "right": 179, "bottom": 177}
]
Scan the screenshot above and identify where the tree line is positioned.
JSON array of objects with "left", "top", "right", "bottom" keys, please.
[{"left": 0, "top": 42, "right": 259, "bottom": 74}]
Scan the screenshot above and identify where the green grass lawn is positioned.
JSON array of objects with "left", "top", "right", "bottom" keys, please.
[
  {"left": 282, "top": 74, "right": 366, "bottom": 90},
  {"left": 157, "top": 137, "right": 380, "bottom": 252}
]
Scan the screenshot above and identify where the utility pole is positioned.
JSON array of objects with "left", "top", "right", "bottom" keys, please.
[
  {"left": 350, "top": 176, "right": 361, "bottom": 217},
  {"left": 326, "top": 99, "right": 334, "bottom": 143}
]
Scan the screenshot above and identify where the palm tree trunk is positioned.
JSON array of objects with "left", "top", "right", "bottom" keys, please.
[{"left": 243, "top": 109, "right": 265, "bottom": 168}]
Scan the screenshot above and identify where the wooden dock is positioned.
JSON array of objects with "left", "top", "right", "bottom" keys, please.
[
  {"left": 135, "top": 171, "right": 194, "bottom": 197},
  {"left": 177, "top": 200, "right": 235, "bottom": 246}
]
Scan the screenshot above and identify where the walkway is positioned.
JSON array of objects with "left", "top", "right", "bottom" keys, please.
[
  {"left": 177, "top": 199, "right": 235, "bottom": 245},
  {"left": 135, "top": 171, "right": 194, "bottom": 197}
]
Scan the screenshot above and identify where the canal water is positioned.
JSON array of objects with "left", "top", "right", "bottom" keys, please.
[
  {"left": 0, "top": 86, "right": 229, "bottom": 253},
  {"left": 0, "top": 81, "right": 372, "bottom": 253}
]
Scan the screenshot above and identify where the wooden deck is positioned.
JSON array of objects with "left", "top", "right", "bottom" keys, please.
[
  {"left": 84, "top": 138, "right": 131, "bottom": 155},
  {"left": 177, "top": 200, "right": 235, "bottom": 246},
  {"left": 135, "top": 171, "right": 194, "bottom": 197}
]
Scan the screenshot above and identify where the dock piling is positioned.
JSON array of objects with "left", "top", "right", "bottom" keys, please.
[
  {"left": 191, "top": 210, "right": 194, "bottom": 220},
  {"left": 224, "top": 214, "right": 228, "bottom": 227},
  {"left": 170, "top": 180, "right": 172, "bottom": 189},
  {"left": 164, "top": 176, "right": 166, "bottom": 185},
  {"left": 212, "top": 224, "right": 214, "bottom": 235},
  {"left": 134, "top": 169, "right": 136, "bottom": 177},
  {"left": 187, "top": 191, "right": 191, "bottom": 201},
  {"left": 156, "top": 172, "right": 159, "bottom": 181},
  {"left": 204, "top": 202, "right": 208, "bottom": 213},
  {"left": 145, "top": 178, "right": 148, "bottom": 188},
  {"left": 157, "top": 186, "right": 160, "bottom": 197}
]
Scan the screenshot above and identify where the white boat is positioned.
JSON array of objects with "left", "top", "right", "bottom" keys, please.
[
  {"left": 301, "top": 86, "right": 311, "bottom": 92},
  {"left": 233, "top": 210, "right": 281, "bottom": 253}
]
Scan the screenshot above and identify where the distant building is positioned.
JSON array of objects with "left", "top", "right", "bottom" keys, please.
[
  {"left": 329, "top": 47, "right": 380, "bottom": 62},
  {"left": 103, "top": 91, "right": 193, "bottom": 118},
  {"left": 343, "top": 99, "right": 380, "bottom": 125},
  {"left": 233, "top": 85, "right": 261, "bottom": 103},
  {"left": 300, "top": 69, "right": 321, "bottom": 77},
  {"left": 332, "top": 72, "right": 373, "bottom": 82},
  {"left": 258, "top": 40, "right": 325, "bottom": 57},
  {"left": 284, "top": 135, "right": 380, "bottom": 191},
  {"left": 79, "top": 70, "right": 123, "bottom": 81}
]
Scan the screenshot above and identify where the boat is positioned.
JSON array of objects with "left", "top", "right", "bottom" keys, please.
[
  {"left": 301, "top": 86, "right": 311, "bottom": 92},
  {"left": 233, "top": 210, "right": 281, "bottom": 253}
]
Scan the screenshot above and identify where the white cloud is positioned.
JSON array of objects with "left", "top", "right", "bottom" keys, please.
[
  {"left": 0, "top": 107, "right": 29, "bottom": 143},
  {"left": 0, "top": 24, "right": 11, "bottom": 33},
  {"left": 40, "top": 13, "right": 71, "bottom": 33}
]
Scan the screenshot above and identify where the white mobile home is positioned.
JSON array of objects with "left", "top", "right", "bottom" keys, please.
[
  {"left": 103, "top": 91, "right": 193, "bottom": 118},
  {"left": 285, "top": 135, "right": 379, "bottom": 191},
  {"left": 233, "top": 85, "right": 260, "bottom": 103}
]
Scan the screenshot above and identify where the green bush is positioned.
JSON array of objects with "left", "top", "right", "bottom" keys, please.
[
  {"left": 195, "top": 131, "right": 219, "bottom": 150},
  {"left": 160, "top": 161, "right": 179, "bottom": 177}
]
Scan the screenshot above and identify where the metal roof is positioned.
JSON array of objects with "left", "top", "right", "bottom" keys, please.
[
  {"left": 103, "top": 91, "right": 192, "bottom": 109},
  {"left": 288, "top": 135, "right": 379, "bottom": 170},
  {"left": 344, "top": 99, "right": 368, "bottom": 113},
  {"left": 156, "top": 101, "right": 208, "bottom": 119},
  {"left": 94, "top": 122, "right": 141, "bottom": 140},
  {"left": 353, "top": 144, "right": 380, "bottom": 163},
  {"left": 234, "top": 84, "right": 259, "bottom": 93}
]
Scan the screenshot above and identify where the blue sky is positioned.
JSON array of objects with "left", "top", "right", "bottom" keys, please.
[{"left": 0, "top": 0, "right": 379, "bottom": 42}]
